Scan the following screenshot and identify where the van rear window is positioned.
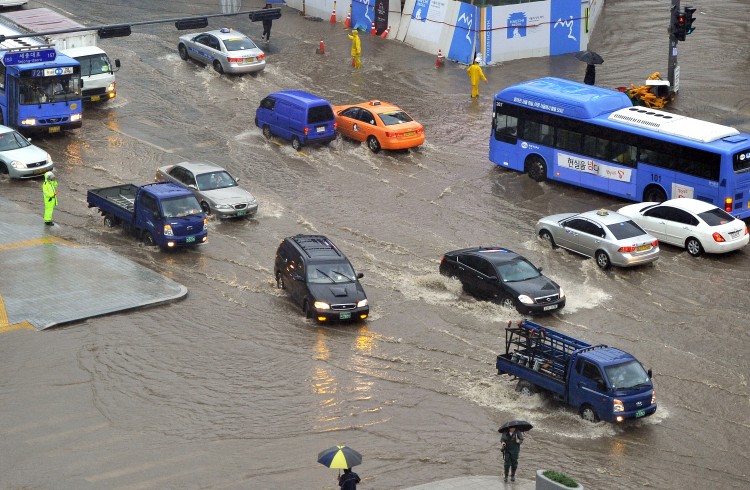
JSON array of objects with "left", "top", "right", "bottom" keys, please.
[{"left": 308, "top": 105, "right": 334, "bottom": 124}]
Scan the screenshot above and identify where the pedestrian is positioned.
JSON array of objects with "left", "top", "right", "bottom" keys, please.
[
  {"left": 348, "top": 28, "right": 361, "bottom": 70},
  {"left": 261, "top": 3, "right": 273, "bottom": 41},
  {"left": 584, "top": 63, "right": 596, "bottom": 85},
  {"left": 338, "top": 467, "right": 361, "bottom": 490},
  {"left": 42, "top": 171, "right": 58, "bottom": 226},
  {"left": 501, "top": 426, "right": 524, "bottom": 482},
  {"left": 467, "top": 56, "right": 487, "bottom": 98}
]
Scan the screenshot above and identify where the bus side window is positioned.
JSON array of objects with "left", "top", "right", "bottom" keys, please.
[
  {"left": 0, "top": 65, "right": 5, "bottom": 91},
  {"left": 494, "top": 114, "right": 518, "bottom": 143},
  {"left": 612, "top": 142, "right": 637, "bottom": 167}
]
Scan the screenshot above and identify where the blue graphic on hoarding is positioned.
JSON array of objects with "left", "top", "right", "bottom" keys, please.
[
  {"left": 484, "top": 8, "right": 492, "bottom": 64},
  {"left": 550, "top": 0, "right": 580, "bottom": 55},
  {"left": 3, "top": 49, "right": 56, "bottom": 65},
  {"left": 352, "top": 0, "right": 375, "bottom": 31},
  {"left": 448, "top": 2, "right": 477, "bottom": 65},
  {"left": 412, "top": 0, "right": 430, "bottom": 23},
  {"left": 507, "top": 12, "right": 526, "bottom": 39}
]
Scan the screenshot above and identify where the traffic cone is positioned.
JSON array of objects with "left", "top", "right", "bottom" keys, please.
[
  {"left": 371, "top": 22, "right": 376, "bottom": 35},
  {"left": 317, "top": 40, "right": 325, "bottom": 55},
  {"left": 380, "top": 25, "right": 391, "bottom": 38},
  {"left": 435, "top": 49, "right": 444, "bottom": 68},
  {"left": 344, "top": 13, "right": 351, "bottom": 29},
  {"left": 330, "top": 8, "right": 336, "bottom": 23}
]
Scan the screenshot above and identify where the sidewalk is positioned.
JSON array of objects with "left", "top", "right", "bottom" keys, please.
[{"left": 403, "top": 475, "right": 535, "bottom": 489}]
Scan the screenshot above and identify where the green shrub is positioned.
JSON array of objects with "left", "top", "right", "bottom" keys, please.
[{"left": 542, "top": 470, "right": 579, "bottom": 488}]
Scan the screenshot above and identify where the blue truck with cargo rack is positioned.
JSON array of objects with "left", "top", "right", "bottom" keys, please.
[
  {"left": 496, "top": 319, "right": 656, "bottom": 423},
  {"left": 87, "top": 182, "right": 207, "bottom": 250}
]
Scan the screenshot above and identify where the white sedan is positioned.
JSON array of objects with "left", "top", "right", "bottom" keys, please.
[
  {"left": 618, "top": 198, "right": 749, "bottom": 256},
  {"left": 177, "top": 28, "right": 265, "bottom": 75}
]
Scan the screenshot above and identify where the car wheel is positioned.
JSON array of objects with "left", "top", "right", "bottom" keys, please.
[
  {"left": 143, "top": 232, "right": 156, "bottom": 247},
  {"left": 516, "top": 380, "right": 537, "bottom": 396},
  {"left": 103, "top": 215, "right": 117, "bottom": 228},
  {"left": 178, "top": 44, "right": 189, "bottom": 61},
  {"left": 303, "top": 300, "right": 312, "bottom": 319},
  {"left": 501, "top": 297, "right": 516, "bottom": 310},
  {"left": 213, "top": 60, "right": 224, "bottom": 74},
  {"left": 580, "top": 404, "right": 600, "bottom": 423},
  {"left": 367, "top": 136, "right": 381, "bottom": 153},
  {"left": 643, "top": 185, "right": 667, "bottom": 203},
  {"left": 0, "top": 162, "right": 8, "bottom": 174},
  {"left": 595, "top": 250, "right": 611, "bottom": 270},
  {"left": 262, "top": 125, "right": 272, "bottom": 139},
  {"left": 686, "top": 237, "right": 704, "bottom": 257},
  {"left": 539, "top": 230, "right": 557, "bottom": 249},
  {"left": 526, "top": 155, "right": 547, "bottom": 182},
  {"left": 291, "top": 136, "right": 302, "bottom": 151},
  {"left": 276, "top": 272, "right": 285, "bottom": 289},
  {"left": 200, "top": 202, "right": 211, "bottom": 215}
]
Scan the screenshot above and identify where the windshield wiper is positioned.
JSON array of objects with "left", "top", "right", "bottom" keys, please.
[{"left": 316, "top": 268, "right": 335, "bottom": 283}]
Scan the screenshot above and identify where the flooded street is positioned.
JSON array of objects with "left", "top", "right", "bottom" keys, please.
[{"left": 1, "top": 0, "right": 749, "bottom": 488}]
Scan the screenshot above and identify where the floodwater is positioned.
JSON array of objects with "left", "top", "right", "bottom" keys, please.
[{"left": 1, "top": 0, "right": 749, "bottom": 488}]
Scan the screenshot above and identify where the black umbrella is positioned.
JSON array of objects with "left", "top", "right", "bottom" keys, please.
[
  {"left": 498, "top": 420, "right": 533, "bottom": 433},
  {"left": 575, "top": 50, "right": 604, "bottom": 65},
  {"left": 317, "top": 445, "right": 363, "bottom": 469}
]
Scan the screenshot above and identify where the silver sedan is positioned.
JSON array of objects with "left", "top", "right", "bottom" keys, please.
[
  {"left": 0, "top": 125, "right": 53, "bottom": 179},
  {"left": 155, "top": 161, "right": 258, "bottom": 219},
  {"left": 535, "top": 209, "right": 660, "bottom": 270},
  {"left": 177, "top": 28, "right": 266, "bottom": 75}
]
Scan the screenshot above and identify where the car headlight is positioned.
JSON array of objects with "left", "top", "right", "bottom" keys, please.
[
  {"left": 558, "top": 287, "right": 565, "bottom": 298},
  {"left": 10, "top": 160, "right": 25, "bottom": 169},
  {"left": 518, "top": 295, "right": 534, "bottom": 305},
  {"left": 613, "top": 399, "right": 624, "bottom": 412},
  {"left": 313, "top": 301, "right": 330, "bottom": 310},
  {"left": 163, "top": 224, "right": 174, "bottom": 237},
  {"left": 357, "top": 299, "right": 368, "bottom": 308},
  {"left": 46, "top": 153, "right": 53, "bottom": 165},
  {"left": 214, "top": 204, "right": 232, "bottom": 210},
  {"left": 70, "top": 113, "right": 82, "bottom": 122},
  {"left": 106, "top": 82, "right": 116, "bottom": 93}
]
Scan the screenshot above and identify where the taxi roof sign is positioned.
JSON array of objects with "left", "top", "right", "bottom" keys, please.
[{"left": 3, "top": 48, "right": 56, "bottom": 66}]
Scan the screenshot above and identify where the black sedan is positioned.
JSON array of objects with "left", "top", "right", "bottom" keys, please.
[{"left": 439, "top": 247, "right": 565, "bottom": 315}]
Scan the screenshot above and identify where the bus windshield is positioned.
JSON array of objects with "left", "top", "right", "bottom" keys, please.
[{"left": 19, "top": 75, "right": 81, "bottom": 105}]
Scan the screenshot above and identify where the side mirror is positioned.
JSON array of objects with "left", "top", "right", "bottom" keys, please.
[
  {"left": 357, "top": 272, "right": 364, "bottom": 279},
  {"left": 537, "top": 267, "right": 543, "bottom": 272},
  {"left": 79, "top": 79, "right": 84, "bottom": 88},
  {"left": 115, "top": 59, "right": 121, "bottom": 70},
  {"left": 234, "top": 178, "right": 240, "bottom": 183},
  {"left": 188, "top": 184, "right": 198, "bottom": 190},
  {"left": 647, "top": 369, "right": 653, "bottom": 379}
]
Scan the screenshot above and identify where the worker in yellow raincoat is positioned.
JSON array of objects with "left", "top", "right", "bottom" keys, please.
[
  {"left": 42, "top": 171, "right": 58, "bottom": 225},
  {"left": 467, "top": 56, "right": 487, "bottom": 98},
  {"left": 349, "top": 28, "right": 361, "bottom": 70}
]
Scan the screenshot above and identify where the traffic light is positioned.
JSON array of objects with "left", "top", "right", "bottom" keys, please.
[
  {"left": 98, "top": 25, "right": 132, "bottom": 39},
  {"left": 684, "top": 6, "right": 697, "bottom": 36},
  {"left": 672, "top": 9, "right": 686, "bottom": 41}
]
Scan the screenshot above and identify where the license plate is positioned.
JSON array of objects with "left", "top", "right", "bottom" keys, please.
[
  {"left": 90, "top": 95, "right": 101, "bottom": 102},
  {"left": 543, "top": 304, "right": 558, "bottom": 311},
  {"left": 339, "top": 312, "right": 351, "bottom": 320},
  {"left": 403, "top": 131, "right": 416, "bottom": 137},
  {"left": 316, "top": 126, "right": 325, "bottom": 133},
  {"left": 636, "top": 244, "right": 651, "bottom": 251},
  {"left": 729, "top": 230, "right": 740, "bottom": 238},
  {"left": 48, "top": 126, "right": 61, "bottom": 134},
  {"left": 635, "top": 409, "right": 646, "bottom": 418},
  {"left": 34, "top": 168, "right": 46, "bottom": 175},
  {"left": 237, "top": 210, "right": 247, "bottom": 216},
  {"left": 244, "top": 57, "right": 255, "bottom": 63},
  {"left": 185, "top": 236, "right": 195, "bottom": 243}
]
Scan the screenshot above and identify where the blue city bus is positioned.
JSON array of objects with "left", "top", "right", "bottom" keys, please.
[
  {"left": 490, "top": 77, "right": 750, "bottom": 219},
  {"left": 0, "top": 25, "right": 82, "bottom": 134}
]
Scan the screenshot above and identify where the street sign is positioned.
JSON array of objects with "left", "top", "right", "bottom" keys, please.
[{"left": 3, "top": 49, "right": 57, "bottom": 66}]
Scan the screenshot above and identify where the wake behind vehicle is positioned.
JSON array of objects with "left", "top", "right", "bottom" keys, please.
[
  {"left": 618, "top": 198, "right": 749, "bottom": 256},
  {"left": 155, "top": 161, "right": 258, "bottom": 218},
  {"left": 535, "top": 208, "right": 660, "bottom": 270},
  {"left": 439, "top": 247, "right": 565, "bottom": 315},
  {"left": 178, "top": 27, "right": 265, "bottom": 75},
  {"left": 274, "top": 234, "right": 369, "bottom": 322},
  {"left": 0, "top": 124, "right": 53, "bottom": 178},
  {"left": 333, "top": 100, "right": 425, "bottom": 153},
  {"left": 496, "top": 319, "right": 656, "bottom": 423},
  {"left": 86, "top": 182, "right": 208, "bottom": 250}
]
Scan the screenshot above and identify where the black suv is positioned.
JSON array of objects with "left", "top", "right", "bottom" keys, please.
[
  {"left": 274, "top": 234, "right": 369, "bottom": 321},
  {"left": 439, "top": 247, "right": 565, "bottom": 315}
]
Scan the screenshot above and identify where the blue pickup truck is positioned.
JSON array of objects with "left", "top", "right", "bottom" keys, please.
[
  {"left": 496, "top": 319, "right": 656, "bottom": 423},
  {"left": 87, "top": 182, "right": 208, "bottom": 250}
]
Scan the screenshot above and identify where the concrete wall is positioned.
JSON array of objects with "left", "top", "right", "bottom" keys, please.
[{"left": 289, "top": 0, "right": 599, "bottom": 66}]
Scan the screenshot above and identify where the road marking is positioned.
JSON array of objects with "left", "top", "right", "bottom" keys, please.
[
  {"left": 0, "top": 236, "right": 75, "bottom": 252},
  {"left": 0, "top": 294, "right": 34, "bottom": 333}
]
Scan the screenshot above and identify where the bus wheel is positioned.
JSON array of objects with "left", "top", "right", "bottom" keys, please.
[
  {"left": 526, "top": 156, "right": 547, "bottom": 182},
  {"left": 643, "top": 185, "right": 667, "bottom": 203}
]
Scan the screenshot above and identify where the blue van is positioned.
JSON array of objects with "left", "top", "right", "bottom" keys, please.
[{"left": 255, "top": 90, "right": 337, "bottom": 150}]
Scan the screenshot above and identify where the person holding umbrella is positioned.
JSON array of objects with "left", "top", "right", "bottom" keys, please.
[
  {"left": 498, "top": 420, "right": 532, "bottom": 482},
  {"left": 338, "top": 467, "right": 361, "bottom": 489},
  {"left": 575, "top": 50, "right": 604, "bottom": 86},
  {"left": 318, "top": 445, "right": 363, "bottom": 488}
]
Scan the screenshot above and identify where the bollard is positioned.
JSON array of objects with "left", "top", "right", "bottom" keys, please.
[
  {"left": 371, "top": 22, "right": 376, "bottom": 35},
  {"left": 435, "top": 49, "right": 444, "bottom": 67},
  {"left": 380, "top": 25, "right": 391, "bottom": 38},
  {"left": 317, "top": 40, "right": 325, "bottom": 55}
]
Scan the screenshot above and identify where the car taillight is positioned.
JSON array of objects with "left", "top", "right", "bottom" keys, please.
[
  {"left": 651, "top": 240, "right": 659, "bottom": 247},
  {"left": 304, "top": 127, "right": 309, "bottom": 135},
  {"left": 333, "top": 121, "right": 338, "bottom": 129},
  {"left": 257, "top": 53, "right": 265, "bottom": 60},
  {"left": 618, "top": 245, "right": 636, "bottom": 253},
  {"left": 227, "top": 57, "right": 242, "bottom": 62},
  {"left": 745, "top": 225, "right": 749, "bottom": 235},
  {"left": 386, "top": 131, "right": 401, "bottom": 137},
  {"left": 725, "top": 197, "right": 733, "bottom": 212},
  {"left": 712, "top": 232, "right": 725, "bottom": 243}
]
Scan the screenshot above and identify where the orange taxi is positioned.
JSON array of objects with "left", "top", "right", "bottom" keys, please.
[{"left": 332, "top": 100, "right": 425, "bottom": 153}]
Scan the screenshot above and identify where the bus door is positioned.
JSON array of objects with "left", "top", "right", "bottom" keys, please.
[
  {"left": 5, "top": 75, "right": 18, "bottom": 128},
  {"left": 491, "top": 112, "right": 521, "bottom": 172}
]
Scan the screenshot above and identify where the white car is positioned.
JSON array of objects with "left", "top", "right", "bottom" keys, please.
[
  {"left": 618, "top": 198, "right": 749, "bottom": 256},
  {"left": 0, "top": 125, "right": 53, "bottom": 179},
  {"left": 177, "top": 28, "right": 266, "bottom": 75}
]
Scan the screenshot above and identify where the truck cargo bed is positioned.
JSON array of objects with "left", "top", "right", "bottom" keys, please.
[{"left": 86, "top": 184, "right": 139, "bottom": 222}]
